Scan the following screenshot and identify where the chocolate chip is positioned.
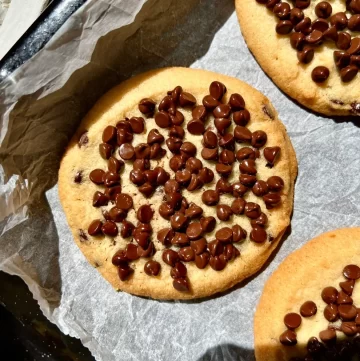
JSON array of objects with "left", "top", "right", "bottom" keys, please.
[
  {"left": 116, "top": 193, "right": 133, "bottom": 210},
  {"left": 103, "top": 171, "right": 120, "bottom": 187},
  {"left": 344, "top": 264, "right": 360, "bottom": 280},
  {"left": 264, "top": 146, "right": 280, "bottom": 166},
  {"left": 350, "top": 0, "right": 360, "bottom": 14},
  {"left": 195, "top": 252, "right": 210, "bottom": 269},
  {"left": 190, "top": 238, "right": 207, "bottom": 255},
  {"left": 234, "top": 126, "right": 252, "bottom": 143},
  {"left": 202, "top": 95, "right": 220, "bottom": 110},
  {"left": 340, "top": 280, "right": 355, "bottom": 296},
  {"left": 239, "top": 174, "right": 257, "bottom": 187},
  {"left": 273, "top": 2, "right": 291, "bottom": 19},
  {"left": 348, "top": 14, "right": 360, "bottom": 31},
  {"left": 187, "top": 174, "right": 204, "bottom": 191},
  {"left": 159, "top": 95, "right": 175, "bottom": 112},
  {"left": 336, "top": 32, "right": 351, "bottom": 50},
  {"left": 341, "top": 322, "right": 358, "bottom": 336},
  {"left": 300, "top": 301, "right": 317, "bottom": 317},
  {"left": 351, "top": 55, "right": 360, "bottom": 67},
  {"left": 319, "top": 329, "right": 336, "bottom": 344},
  {"left": 101, "top": 220, "right": 118, "bottom": 237},
  {"left": 78, "top": 131, "right": 89, "bottom": 147},
  {"left": 330, "top": 12, "right": 348, "bottom": 30},
  {"left": 215, "top": 163, "right": 233, "bottom": 178},
  {"left": 235, "top": 147, "right": 255, "bottom": 162},
  {"left": 200, "top": 148, "right": 217, "bottom": 162},
  {"left": 337, "top": 290, "right": 353, "bottom": 305},
  {"left": 89, "top": 169, "right": 105, "bottom": 185},
  {"left": 340, "top": 65, "right": 358, "bottom": 82},
  {"left": 306, "top": 30, "right": 323, "bottom": 45},
  {"left": 276, "top": 20, "right": 293, "bottom": 34},
  {"left": 185, "top": 222, "right": 203, "bottom": 240},
  {"left": 263, "top": 193, "right": 282, "bottom": 209},
  {"left": 102, "top": 126, "right": 117, "bottom": 144},
  {"left": 129, "top": 169, "right": 146, "bottom": 186},
  {"left": 324, "top": 304, "right": 339, "bottom": 322},
  {"left": 265, "top": 0, "right": 280, "bottom": 9},
  {"left": 179, "top": 92, "right": 196, "bottom": 107},
  {"left": 178, "top": 247, "right": 195, "bottom": 262},
  {"left": 136, "top": 205, "right": 153, "bottom": 223},
  {"left": 109, "top": 207, "right": 127, "bottom": 222},
  {"left": 229, "top": 93, "right": 245, "bottom": 110},
  {"left": 117, "top": 264, "right": 133, "bottom": 281},
  {"left": 166, "top": 193, "right": 182, "bottom": 210},
  {"left": 284, "top": 313, "right": 302, "bottom": 329},
  {"left": 209, "top": 81, "right": 227, "bottom": 100},
  {"left": 88, "top": 220, "right": 103, "bottom": 236},
  {"left": 164, "top": 179, "right": 180, "bottom": 194},
  {"left": 169, "top": 85, "right": 182, "bottom": 102},
  {"left": 134, "top": 143, "right": 150, "bottom": 159},
  {"left": 215, "top": 227, "right": 233, "bottom": 243},
  {"left": 133, "top": 159, "right": 149, "bottom": 172},
  {"left": 108, "top": 157, "right": 124, "bottom": 173},
  {"left": 251, "top": 130, "right": 267, "bottom": 148},
  {"left": 214, "top": 118, "right": 231, "bottom": 135},
  {"left": 216, "top": 178, "right": 232, "bottom": 194},
  {"left": 339, "top": 305, "right": 357, "bottom": 321},
  {"left": 250, "top": 226, "right": 267, "bottom": 243},
  {"left": 170, "top": 213, "right": 189, "bottom": 231},
  {"left": 117, "top": 128, "right": 133, "bottom": 146},
  {"left": 120, "top": 220, "right": 134, "bottom": 238},
  {"left": 180, "top": 142, "right": 197, "bottom": 158},
  {"left": 290, "top": 32, "right": 305, "bottom": 50},
  {"left": 216, "top": 204, "right": 233, "bottom": 221},
  {"left": 233, "top": 109, "right": 250, "bottom": 126},
  {"left": 267, "top": 176, "right": 284, "bottom": 192},
  {"left": 185, "top": 157, "right": 202, "bottom": 174},
  {"left": 245, "top": 202, "right": 261, "bottom": 219},
  {"left": 279, "top": 330, "right": 297, "bottom": 346},
  {"left": 93, "top": 191, "right": 109, "bottom": 207},
  {"left": 127, "top": 117, "right": 144, "bottom": 134},
  {"left": 171, "top": 232, "right": 189, "bottom": 246},
  {"left": 170, "top": 111, "right": 185, "bottom": 126},
  {"left": 175, "top": 169, "right": 192, "bottom": 186},
  {"left": 210, "top": 254, "right": 228, "bottom": 271},
  {"left": 219, "top": 133, "right": 235, "bottom": 150},
  {"left": 213, "top": 105, "right": 231, "bottom": 119},
  {"left": 99, "top": 143, "right": 113, "bottom": 160},
  {"left": 170, "top": 262, "right": 188, "bottom": 279},
  {"left": 112, "top": 250, "right": 128, "bottom": 266},
  {"left": 315, "top": 1, "right": 332, "bottom": 18},
  {"left": 290, "top": 8, "right": 304, "bottom": 25},
  {"left": 231, "top": 198, "right": 246, "bottom": 215},
  {"left": 322, "top": 287, "right": 338, "bottom": 304},
  {"left": 219, "top": 149, "right": 235, "bottom": 165},
  {"left": 200, "top": 216, "right": 216, "bottom": 233},
  {"left": 173, "top": 278, "right": 190, "bottom": 292},
  {"left": 250, "top": 213, "right": 268, "bottom": 227},
  {"left": 252, "top": 180, "right": 268, "bottom": 196},
  {"left": 297, "top": 46, "right": 314, "bottom": 64},
  {"left": 154, "top": 111, "right": 171, "bottom": 128},
  {"left": 156, "top": 228, "right": 174, "bottom": 246},
  {"left": 192, "top": 105, "right": 207, "bottom": 120},
  {"left": 144, "top": 260, "right": 161, "bottom": 276},
  {"left": 294, "top": 17, "right": 312, "bottom": 34},
  {"left": 187, "top": 120, "right": 205, "bottom": 135},
  {"left": 198, "top": 167, "right": 214, "bottom": 184},
  {"left": 162, "top": 249, "right": 179, "bottom": 267},
  {"left": 232, "top": 225, "right": 247, "bottom": 243},
  {"left": 139, "top": 98, "right": 156, "bottom": 115},
  {"left": 147, "top": 129, "right": 164, "bottom": 145},
  {"left": 240, "top": 159, "right": 257, "bottom": 175},
  {"left": 224, "top": 244, "right": 239, "bottom": 261},
  {"left": 203, "top": 130, "right": 218, "bottom": 148},
  {"left": 119, "top": 143, "right": 134, "bottom": 160},
  {"left": 74, "top": 171, "right": 82, "bottom": 183},
  {"left": 166, "top": 137, "right": 182, "bottom": 154},
  {"left": 184, "top": 203, "right": 203, "bottom": 219},
  {"left": 125, "top": 243, "right": 139, "bottom": 261},
  {"left": 323, "top": 26, "right": 338, "bottom": 42}
]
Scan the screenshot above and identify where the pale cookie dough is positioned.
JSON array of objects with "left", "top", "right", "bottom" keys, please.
[
  {"left": 236, "top": 0, "right": 360, "bottom": 116},
  {"left": 255, "top": 228, "right": 360, "bottom": 361},
  {"left": 59, "top": 67, "right": 297, "bottom": 300}
]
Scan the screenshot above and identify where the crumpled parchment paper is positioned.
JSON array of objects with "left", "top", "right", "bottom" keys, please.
[{"left": 1, "top": 0, "right": 360, "bottom": 360}]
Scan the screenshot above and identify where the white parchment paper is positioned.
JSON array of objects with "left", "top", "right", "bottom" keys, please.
[{"left": 1, "top": 0, "right": 360, "bottom": 360}]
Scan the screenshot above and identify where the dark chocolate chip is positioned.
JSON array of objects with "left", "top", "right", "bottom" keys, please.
[
  {"left": 198, "top": 167, "right": 214, "bottom": 184},
  {"left": 279, "top": 330, "right": 297, "bottom": 346},
  {"left": 200, "top": 216, "right": 216, "bottom": 233},
  {"left": 88, "top": 220, "right": 103, "bottom": 236},
  {"left": 284, "top": 313, "right": 302, "bottom": 329},
  {"left": 229, "top": 93, "right": 245, "bottom": 110},
  {"left": 93, "top": 191, "right": 109, "bottom": 207},
  {"left": 324, "top": 304, "right": 339, "bottom": 322},
  {"left": 139, "top": 98, "right": 156, "bottom": 115},
  {"left": 195, "top": 252, "right": 210, "bottom": 269},
  {"left": 187, "top": 120, "right": 205, "bottom": 135},
  {"left": 162, "top": 249, "right": 179, "bottom": 267},
  {"left": 103, "top": 171, "right": 120, "bottom": 187},
  {"left": 116, "top": 193, "right": 133, "bottom": 210},
  {"left": 340, "top": 65, "right": 358, "bottom": 82},
  {"left": 173, "top": 278, "right": 190, "bottom": 292},
  {"left": 101, "top": 220, "right": 118, "bottom": 237},
  {"left": 231, "top": 198, "right": 246, "bottom": 215},
  {"left": 250, "top": 226, "right": 267, "bottom": 243},
  {"left": 78, "top": 132, "right": 89, "bottom": 147},
  {"left": 297, "top": 46, "right": 314, "bottom": 64},
  {"left": 109, "top": 207, "right": 127, "bottom": 222},
  {"left": 192, "top": 105, "right": 207, "bottom": 120},
  {"left": 216, "top": 204, "right": 233, "bottom": 221},
  {"left": 215, "top": 227, "right": 233, "bottom": 243},
  {"left": 209, "top": 254, "right": 228, "bottom": 271},
  {"left": 89, "top": 169, "right": 105, "bottom": 185},
  {"left": 344, "top": 264, "right": 360, "bottom": 280},
  {"left": 213, "top": 104, "right": 231, "bottom": 118},
  {"left": 170, "top": 262, "right": 187, "bottom": 278},
  {"left": 300, "top": 301, "right": 317, "bottom": 317},
  {"left": 166, "top": 137, "right": 183, "bottom": 154},
  {"left": 315, "top": 1, "right": 332, "bottom": 18},
  {"left": 202, "top": 95, "right": 220, "bottom": 110},
  {"left": 322, "top": 287, "right": 338, "bottom": 304},
  {"left": 330, "top": 12, "right": 348, "bottom": 30},
  {"left": 190, "top": 238, "right": 207, "bottom": 255},
  {"left": 178, "top": 247, "right": 195, "bottom": 262},
  {"left": 144, "top": 260, "right": 161, "bottom": 276},
  {"left": 171, "top": 232, "right": 190, "bottom": 246},
  {"left": 263, "top": 193, "right": 282, "bottom": 209},
  {"left": 209, "top": 81, "right": 227, "bottom": 100},
  {"left": 245, "top": 202, "right": 261, "bottom": 219},
  {"left": 179, "top": 92, "right": 196, "bottom": 107}
]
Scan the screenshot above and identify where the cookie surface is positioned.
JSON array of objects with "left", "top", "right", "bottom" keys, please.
[
  {"left": 255, "top": 228, "right": 360, "bottom": 361},
  {"left": 236, "top": 0, "right": 360, "bottom": 116},
  {"left": 58, "top": 67, "right": 297, "bottom": 299}
]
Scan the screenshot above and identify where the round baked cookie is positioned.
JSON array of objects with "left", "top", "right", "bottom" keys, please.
[
  {"left": 58, "top": 67, "right": 297, "bottom": 300},
  {"left": 236, "top": 0, "right": 360, "bottom": 116},
  {"left": 255, "top": 228, "right": 360, "bottom": 361}
]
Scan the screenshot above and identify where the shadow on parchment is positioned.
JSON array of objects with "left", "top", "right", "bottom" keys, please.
[
  {"left": 196, "top": 344, "right": 255, "bottom": 361},
  {"left": 0, "top": 0, "right": 234, "bottom": 307}
]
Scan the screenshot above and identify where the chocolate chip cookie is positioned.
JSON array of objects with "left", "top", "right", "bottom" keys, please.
[
  {"left": 58, "top": 67, "right": 297, "bottom": 299},
  {"left": 255, "top": 228, "right": 360, "bottom": 360},
  {"left": 236, "top": 0, "right": 360, "bottom": 115}
]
